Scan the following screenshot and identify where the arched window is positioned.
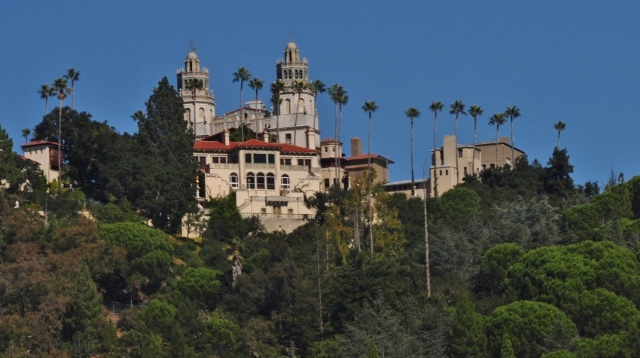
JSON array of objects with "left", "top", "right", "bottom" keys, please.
[
  {"left": 283, "top": 70, "right": 288, "bottom": 79},
  {"left": 246, "top": 172, "right": 255, "bottom": 190},
  {"left": 284, "top": 99, "right": 291, "bottom": 115},
  {"left": 281, "top": 175, "right": 290, "bottom": 190},
  {"left": 185, "top": 108, "right": 191, "bottom": 122},
  {"left": 256, "top": 172, "right": 265, "bottom": 190},
  {"left": 230, "top": 173, "right": 239, "bottom": 189},
  {"left": 267, "top": 173, "right": 275, "bottom": 190},
  {"left": 199, "top": 107, "right": 205, "bottom": 121},
  {"left": 298, "top": 98, "right": 305, "bottom": 113}
]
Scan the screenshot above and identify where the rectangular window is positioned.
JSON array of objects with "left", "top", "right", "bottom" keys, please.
[
  {"left": 257, "top": 175, "right": 265, "bottom": 189},
  {"left": 268, "top": 154, "right": 275, "bottom": 164},
  {"left": 304, "top": 159, "right": 311, "bottom": 167},
  {"left": 324, "top": 178, "right": 330, "bottom": 188},
  {"left": 446, "top": 170, "right": 449, "bottom": 175},
  {"left": 482, "top": 164, "right": 486, "bottom": 170},
  {"left": 200, "top": 157, "right": 206, "bottom": 165},
  {"left": 288, "top": 208, "right": 294, "bottom": 214},
  {"left": 212, "top": 157, "right": 219, "bottom": 164},
  {"left": 220, "top": 157, "right": 227, "bottom": 164},
  {"left": 458, "top": 149, "right": 463, "bottom": 158},
  {"left": 490, "top": 163, "right": 495, "bottom": 169},
  {"left": 286, "top": 133, "right": 292, "bottom": 144},
  {"left": 298, "top": 159, "right": 304, "bottom": 166},
  {"left": 464, "top": 166, "right": 468, "bottom": 175},
  {"left": 254, "top": 154, "right": 267, "bottom": 164},
  {"left": 324, "top": 147, "right": 327, "bottom": 152},
  {"left": 267, "top": 175, "right": 275, "bottom": 190},
  {"left": 261, "top": 208, "right": 266, "bottom": 214},
  {"left": 245, "top": 153, "right": 252, "bottom": 163}
]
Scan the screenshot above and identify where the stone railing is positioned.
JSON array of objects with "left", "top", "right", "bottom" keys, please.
[{"left": 241, "top": 213, "right": 310, "bottom": 220}]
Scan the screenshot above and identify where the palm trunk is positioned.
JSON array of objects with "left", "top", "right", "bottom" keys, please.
[
  {"left": 424, "top": 183, "right": 431, "bottom": 298},
  {"left": 240, "top": 82, "right": 244, "bottom": 142},
  {"left": 255, "top": 89, "right": 259, "bottom": 139},
  {"left": 368, "top": 112, "right": 373, "bottom": 256},
  {"left": 338, "top": 104, "right": 343, "bottom": 188},
  {"left": 411, "top": 118, "right": 415, "bottom": 196},
  {"left": 276, "top": 96, "right": 280, "bottom": 142},
  {"left": 433, "top": 112, "right": 438, "bottom": 197},
  {"left": 58, "top": 102, "right": 62, "bottom": 192},
  {"left": 510, "top": 118, "right": 514, "bottom": 167},
  {"left": 71, "top": 82, "right": 75, "bottom": 110},
  {"left": 495, "top": 127, "right": 499, "bottom": 168},
  {"left": 556, "top": 131, "right": 561, "bottom": 150},
  {"left": 45, "top": 98, "right": 48, "bottom": 116},
  {"left": 455, "top": 115, "right": 459, "bottom": 184},
  {"left": 334, "top": 104, "right": 339, "bottom": 188},
  {"left": 472, "top": 117, "right": 477, "bottom": 176}
]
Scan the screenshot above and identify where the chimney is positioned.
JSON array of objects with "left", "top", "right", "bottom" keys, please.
[
  {"left": 223, "top": 129, "right": 230, "bottom": 145},
  {"left": 351, "top": 137, "right": 362, "bottom": 157},
  {"left": 262, "top": 131, "right": 269, "bottom": 143}
]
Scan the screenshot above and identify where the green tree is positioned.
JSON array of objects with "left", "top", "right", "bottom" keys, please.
[
  {"left": 249, "top": 77, "right": 264, "bottom": 139},
  {"left": 64, "top": 68, "right": 80, "bottom": 109},
  {"left": 365, "top": 340, "right": 380, "bottom": 358},
  {"left": 328, "top": 84, "right": 346, "bottom": 186},
  {"left": 429, "top": 101, "right": 444, "bottom": 197},
  {"left": 132, "top": 77, "right": 198, "bottom": 232},
  {"left": 309, "top": 79, "right": 325, "bottom": 130},
  {"left": 504, "top": 105, "right": 521, "bottom": 164},
  {"left": 544, "top": 148, "right": 575, "bottom": 201},
  {"left": 450, "top": 100, "right": 467, "bottom": 184},
  {"left": 53, "top": 77, "right": 69, "bottom": 191},
  {"left": 469, "top": 104, "right": 484, "bottom": 176},
  {"left": 271, "top": 80, "right": 284, "bottom": 141},
  {"left": 488, "top": 113, "right": 506, "bottom": 168},
  {"left": 554, "top": 121, "right": 566, "bottom": 150},
  {"left": 477, "top": 243, "right": 525, "bottom": 297},
  {"left": 362, "top": 100, "right": 378, "bottom": 255},
  {"left": 175, "top": 267, "right": 223, "bottom": 309},
  {"left": 232, "top": 66, "right": 252, "bottom": 141},
  {"left": 404, "top": 107, "right": 420, "bottom": 195},
  {"left": 448, "top": 295, "right": 487, "bottom": 358},
  {"left": 486, "top": 300, "right": 578, "bottom": 358},
  {"left": 37, "top": 83, "right": 56, "bottom": 115}
]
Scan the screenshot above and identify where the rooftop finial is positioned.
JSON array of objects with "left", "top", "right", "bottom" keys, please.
[
  {"left": 288, "top": 30, "right": 294, "bottom": 42},
  {"left": 189, "top": 39, "right": 196, "bottom": 52}
]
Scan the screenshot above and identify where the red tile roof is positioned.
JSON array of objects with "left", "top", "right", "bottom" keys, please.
[
  {"left": 21, "top": 140, "right": 60, "bottom": 148},
  {"left": 194, "top": 139, "right": 319, "bottom": 154}
]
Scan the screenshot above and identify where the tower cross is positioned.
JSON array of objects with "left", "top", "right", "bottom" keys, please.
[
  {"left": 189, "top": 39, "right": 196, "bottom": 51},
  {"left": 288, "top": 30, "right": 294, "bottom": 42}
]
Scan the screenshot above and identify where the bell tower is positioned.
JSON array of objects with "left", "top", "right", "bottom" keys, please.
[
  {"left": 177, "top": 45, "right": 216, "bottom": 138},
  {"left": 272, "top": 38, "right": 320, "bottom": 149}
]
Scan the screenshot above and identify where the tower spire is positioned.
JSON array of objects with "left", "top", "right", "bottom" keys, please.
[
  {"left": 189, "top": 39, "right": 196, "bottom": 52},
  {"left": 288, "top": 30, "right": 294, "bottom": 42}
]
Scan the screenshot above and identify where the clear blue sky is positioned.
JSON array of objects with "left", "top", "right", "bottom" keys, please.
[{"left": 2, "top": 1, "right": 638, "bottom": 186}]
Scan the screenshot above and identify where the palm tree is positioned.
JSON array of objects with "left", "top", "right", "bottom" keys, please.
[
  {"left": 405, "top": 107, "right": 421, "bottom": 196},
  {"left": 362, "top": 101, "right": 378, "bottom": 256},
  {"left": 248, "top": 78, "right": 264, "bottom": 138},
  {"left": 338, "top": 92, "right": 349, "bottom": 186},
  {"left": 185, "top": 78, "right": 204, "bottom": 139},
  {"left": 309, "top": 79, "right": 326, "bottom": 130},
  {"left": 328, "top": 84, "right": 346, "bottom": 186},
  {"left": 38, "top": 83, "right": 56, "bottom": 115},
  {"left": 22, "top": 128, "right": 31, "bottom": 143},
  {"left": 271, "top": 80, "right": 284, "bottom": 142},
  {"left": 232, "top": 67, "right": 252, "bottom": 141},
  {"left": 554, "top": 121, "right": 566, "bottom": 149},
  {"left": 53, "top": 77, "right": 69, "bottom": 191},
  {"left": 468, "top": 104, "right": 484, "bottom": 176},
  {"left": 429, "top": 101, "right": 443, "bottom": 197},
  {"left": 504, "top": 106, "right": 521, "bottom": 166},
  {"left": 489, "top": 113, "right": 506, "bottom": 168},
  {"left": 292, "top": 80, "right": 307, "bottom": 146},
  {"left": 449, "top": 100, "right": 467, "bottom": 184},
  {"left": 64, "top": 68, "right": 80, "bottom": 109}
]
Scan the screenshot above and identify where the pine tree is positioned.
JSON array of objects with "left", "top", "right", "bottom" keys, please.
[{"left": 133, "top": 77, "right": 198, "bottom": 232}]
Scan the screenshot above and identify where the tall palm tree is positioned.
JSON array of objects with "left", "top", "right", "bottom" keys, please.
[
  {"left": 554, "top": 121, "right": 566, "bottom": 150},
  {"left": 489, "top": 113, "right": 506, "bottom": 168},
  {"left": 328, "top": 84, "right": 346, "bottom": 186},
  {"left": 468, "top": 104, "right": 484, "bottom": 176},
  {"left": 309, "top": 79, "right": 326, "bottom": 130},
  {"left": 338, "top": 92, "right": 349, "bottom": 186},
  {"left": 53, "top": 77, "right": 69, "bottom": 191},
  {"left": 429, "top": 101, "right": 443, "bottom": 197},
  {"left": 232, "top": 67, "right": 252, "bottom": 141},
  {"left": 422, "top": 165, "right": 431, "bottom": 298},
  {"left": 292, "top": 80, "right": 307, "bottom": 146},
  {"left": 38, "top": 83, "right": 56, "bottom": 115},
  {"left": 362, "top": 100, "right": 378, "bottom": 256},
  {"left": 22, "top": 128, "right": 31, "bottom": 143},
  {"left": 271, "top": 80, "right": 284, "bottom": 142},
  {"left": 449, "top": 100, "right": 467, "bottom": 184},
  {"left": 248, "top": 78, "right": 264, "bottom": 138},
  {"left": 504, "top": 106, "right": 521, "bottom": 166},
  {"left": 185, "top": 78, "right": 204, "bottom": 139},
  {"left": 405, "top": 107, "right": 421, "bottom": 196},
  {"left": 64, "top": 68, "right": 80, "bottom": 109}
]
